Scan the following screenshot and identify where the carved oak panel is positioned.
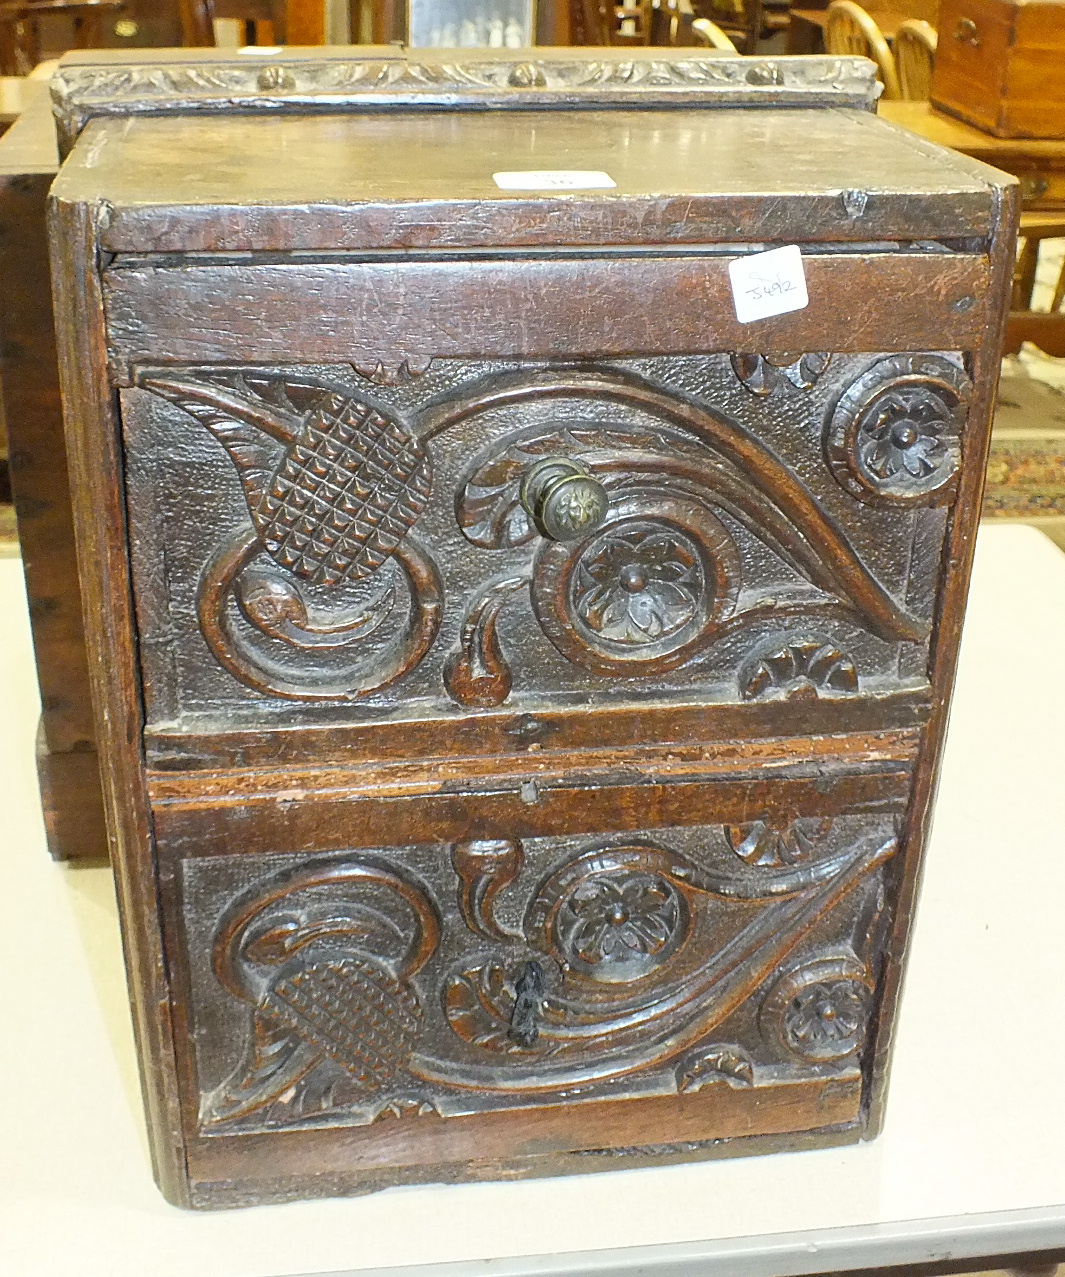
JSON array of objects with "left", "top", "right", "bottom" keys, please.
[
  {"left": 179, "top": 814, "right": 896, "bottom": 1137},
  {"left": 122, "top": 352, "right": 962, "bottom": 731}
]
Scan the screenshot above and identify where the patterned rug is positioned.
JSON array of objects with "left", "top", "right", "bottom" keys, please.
[{"left": 985, "top": 371, "right": 1065, "bottom": 550}]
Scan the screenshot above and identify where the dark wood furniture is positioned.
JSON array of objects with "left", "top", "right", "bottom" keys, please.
[
  {"left": 181, "top": 0, "right": 340, "bottom": 46},
  {"left": 0, "top": 0, "right": 122, "bottom": 74},
  {"left": 47, "top": 47, "right": 1015, "bottom": 1209},
  {"left": 691, "top": 0, "right": 788, "bottom": 54},
  {"left": 931, "top": 0, "right": 1065, "bottom": 139},
  {"left": 0, "top": 77, "right": 106, "bottom": 860}
]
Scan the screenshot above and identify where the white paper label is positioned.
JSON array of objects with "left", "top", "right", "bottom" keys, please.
[
  {"left": 237, "top": 45, "right": 283, "bottom": 54},
  {"left": 493, "top": 170, "right": 617, "bottom": 191},
  {"left": 728, "top": 245, "right": 809, "bottom": 324}
]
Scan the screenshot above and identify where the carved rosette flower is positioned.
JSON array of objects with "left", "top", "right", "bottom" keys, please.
[
  {"left": 826, "top": 354, "right": 971, "bottom": 504},
  {"left": 731, "top": 352, "right": 831, "bottom": 396},
  {"left": 564, "top": 871, "right": 681, "bottom": 967},
  {"left": 529, "top": 847, "right": 694, "bottom": 985},
  {"left": 532, "top": 497, "right": 741, "bottom": 676},
  {"left": 740, "top": 636, "right": 858, "bottom": 702},
  {"left": 761, "top": 955, "right": 873, "bottom": 1063},
  {"left": 572, "top": 526, "right": 702, "bottom": 646},
  {"left": 859, "top": 390, "right": 951, "bottom": 483}
]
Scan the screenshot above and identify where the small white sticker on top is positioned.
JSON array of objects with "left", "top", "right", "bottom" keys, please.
[
  {"left": 493, "top": 170, "right": 617, "bottom": 191},
  {"left": 728, "top": 244, "right": 809, "bottom": 324}
]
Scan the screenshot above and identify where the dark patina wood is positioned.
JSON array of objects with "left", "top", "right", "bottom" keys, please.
[
  {"left": 48, "top": 48, "right": 1017, "bottom": 1209},
  {"left": 0, "top": 79, "right": 107, "bottom": 860}
]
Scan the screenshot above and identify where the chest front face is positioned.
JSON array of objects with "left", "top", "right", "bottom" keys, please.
[{"left": 51, "top": 87, "right": 1014, "bottom": 1207}]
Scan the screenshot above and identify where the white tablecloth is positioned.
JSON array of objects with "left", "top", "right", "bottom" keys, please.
[{"left": 1, "top": 524, "right": 1064, "bottom": 1277}]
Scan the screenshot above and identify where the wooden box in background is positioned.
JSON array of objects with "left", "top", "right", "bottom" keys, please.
[
  {"left": 47, "top": 49, "right": 1016, "bottom": 1208},
  {"left": 931, "top": 0, "right": 1065, "bottom": 138}
]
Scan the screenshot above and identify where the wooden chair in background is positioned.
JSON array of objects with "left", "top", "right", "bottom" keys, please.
[
  {"left": 650, "top": 0, "right": 739, "bottom": 46},
  {"left": 894, "top": 17, "right": 936, "bottom": 100},
  {"left": 690, "top": 0, "right": 786, "bottom": 54},
  {"left": 824, "top": 0, "right": 900, "bottom": 99},
  {"left": 0, "top": 0, "right": 123, "bottom": 73},
  {"left": 690, "top": 14, "right": 737, "bottom": 47},
  {"left": 573, "top": 0, "right": 652, "bottom": 44},
  {"left": 1008, "top": 216, "right": 1065, "bottom": 357}
]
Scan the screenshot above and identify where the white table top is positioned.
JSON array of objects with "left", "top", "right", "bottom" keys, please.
[{"left": 2, "top": 523, "right": 1064, "bottom": 1277}]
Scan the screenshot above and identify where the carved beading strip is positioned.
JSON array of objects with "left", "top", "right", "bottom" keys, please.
[{"left": 52, "top": 54, "right": 880, "bottom": 152}]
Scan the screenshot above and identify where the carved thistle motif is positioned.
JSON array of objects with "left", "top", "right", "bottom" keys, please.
[
  {"left": 205, "top": 858, "right": 441, "bottom": 1128},
  {"left": 138, "top": 370, "right": 441, "bottom": 700},
  {"left": 195, "top": 820, "right": 897, "bottom": 1131},
  {"left": 760, "top": 954, "right": 874, "bottom": 1063},
  {"left": 136, "top": 360, "right": 936, "bottom": 709},
  {"left": 140, "top": 371, "right": 432, "bottom": 586},
  {"left": 826, "top": 355, "right": 971, "bottom": 505}
]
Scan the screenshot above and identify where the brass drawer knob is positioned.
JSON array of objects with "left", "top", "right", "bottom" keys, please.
[
  {"left": 519, "top": 457, "right": 608, "bottom": 542},
  {"left": 953, "top": 17, "right": 981, "bottom": 45}
]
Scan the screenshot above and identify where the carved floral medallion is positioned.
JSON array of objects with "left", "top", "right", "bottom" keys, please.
[
  {"left": 533, "top": 499, "right": 741, "bottom": 676},
  {"left": 761, "top": 954, "right": 874, "bottom": 1063},
  {"left": 570, "top": 524, "right": 704, "bottom": 646},
  {"left": 826, "top": 354, "right": 971, "bottom": 505},
  {"left": 555, "top": 867, "right": 687, "bottom": 980}
]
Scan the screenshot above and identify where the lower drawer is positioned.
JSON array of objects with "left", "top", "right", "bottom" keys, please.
[{"left": 167, "top": 808, "right": 901, "bottom": 1205}]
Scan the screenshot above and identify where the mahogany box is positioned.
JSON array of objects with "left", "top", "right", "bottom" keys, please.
[
  {"left": 931, "top": 0, "right": 1065, "bottom": 139},
  {"left": 47, "top": 48, "right": 1016, "bottom": 1208}
]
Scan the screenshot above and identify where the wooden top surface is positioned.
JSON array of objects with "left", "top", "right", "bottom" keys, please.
[
  {"left": 0, "top": 81, "right": 57, "bottom": 175},
  {"left": 879, "top": 100, "right": 1065, "bottom": 159},
  {"left": 52, "top": 105, "right": 1007, "bottom": 250}
]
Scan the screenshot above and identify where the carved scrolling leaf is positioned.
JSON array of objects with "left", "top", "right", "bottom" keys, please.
[
  {"left": 443, "top": 575, "right": 527, "bottom": 708},
  {"left": 458, "top": 424, "right": 698, "bottom": 550},
  {"left": 441, "top": 370, "right": 927, "bottom": 644},
  {"left": 426, "top": 831, "right": 896, "bottom": 1090}
]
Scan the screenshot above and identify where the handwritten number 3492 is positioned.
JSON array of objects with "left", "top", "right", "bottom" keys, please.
[{"left": 745, "top": 275, "right": 797, "bottom": 302}]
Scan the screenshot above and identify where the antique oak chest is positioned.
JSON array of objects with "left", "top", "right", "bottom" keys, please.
[
  {"left": 48, "top": 49, "right": 1016, "bottom": 1208},
  {"left": 931, "top": 0, "right": 1065, "bottom": 139}
]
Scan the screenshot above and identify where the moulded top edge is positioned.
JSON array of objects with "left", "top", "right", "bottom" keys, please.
[{"left": 51, "top": 106, "right": 1002, "bottom": 253}]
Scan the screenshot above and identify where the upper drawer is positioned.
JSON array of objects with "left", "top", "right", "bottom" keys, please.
[{"left": 122, "top": 333, "right": 965, "bottom": 757}]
